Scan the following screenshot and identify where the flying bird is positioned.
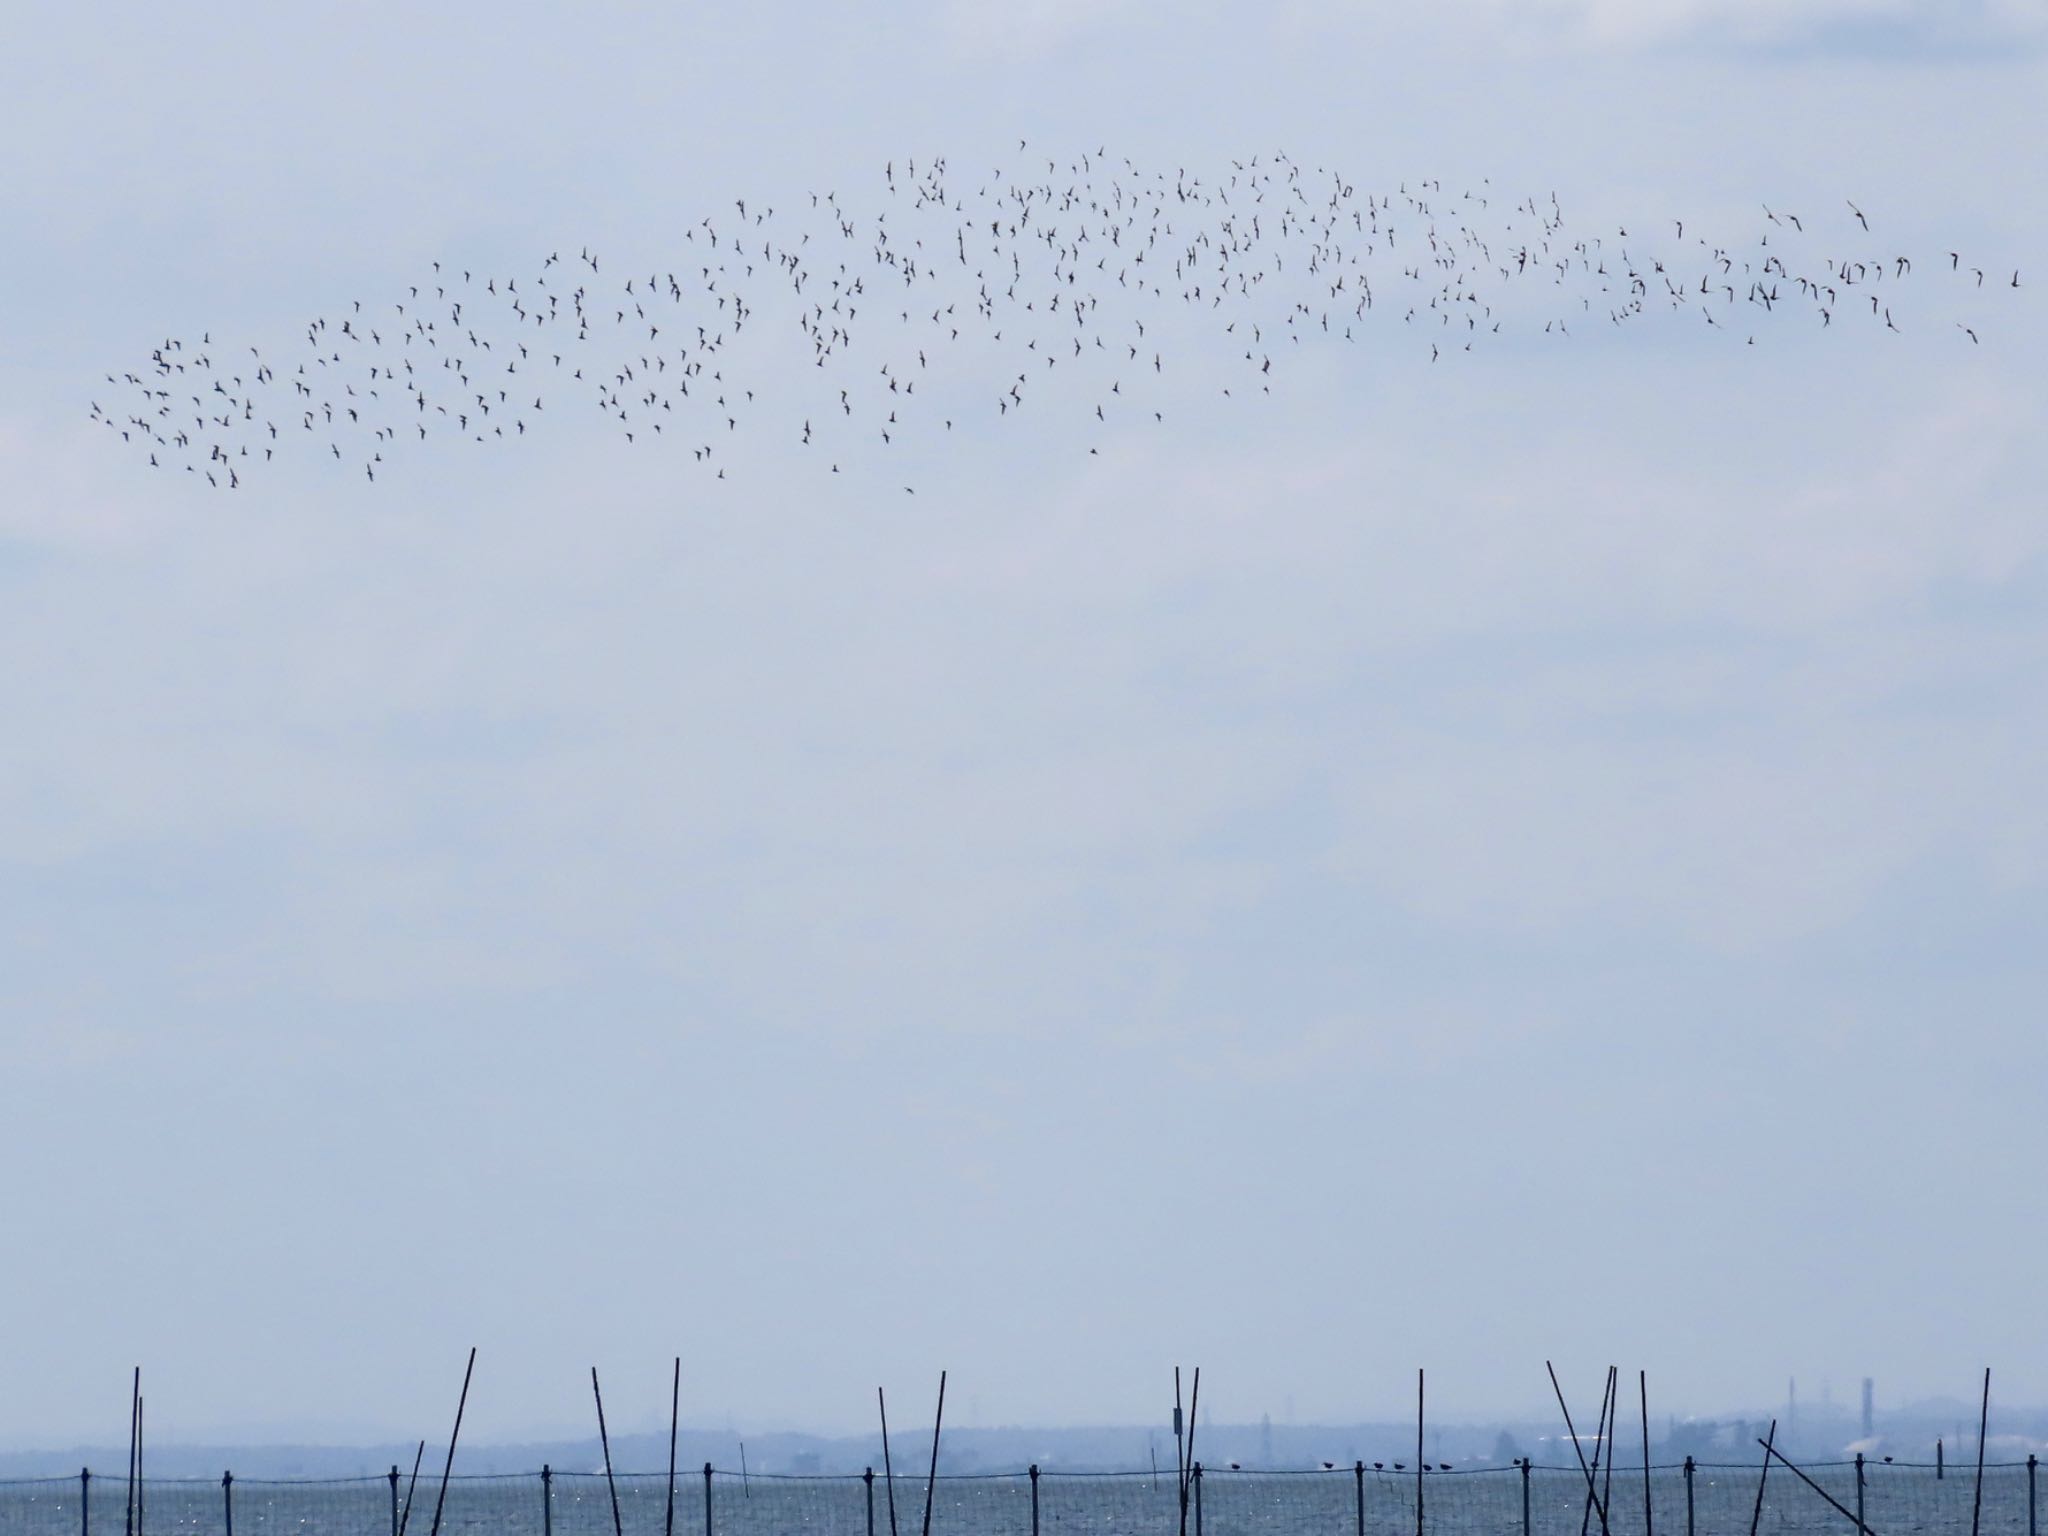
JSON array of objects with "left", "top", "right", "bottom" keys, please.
[{"left": 98, "top": 148, "right": 2023, "bottom": 492}]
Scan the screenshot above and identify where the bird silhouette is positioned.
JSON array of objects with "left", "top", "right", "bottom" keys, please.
[{"left": 99, "top": 148, "right": 2025, "bottom": 491}]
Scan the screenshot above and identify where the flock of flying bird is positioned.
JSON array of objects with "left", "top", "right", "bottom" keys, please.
[{"left": 92, "top": 147, "right": 2023, "bottom": 493}]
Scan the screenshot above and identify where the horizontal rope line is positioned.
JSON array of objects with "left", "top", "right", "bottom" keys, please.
[{"left": 1, "top": 1458, "right": 2038, "bottom": 1489}]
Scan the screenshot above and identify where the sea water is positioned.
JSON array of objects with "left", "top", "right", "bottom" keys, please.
[{"left": 0, "top": 1462, "right": 2033, "bottom": 1536}]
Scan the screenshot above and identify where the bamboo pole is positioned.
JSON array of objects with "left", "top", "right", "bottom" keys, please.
[
  {"left": 1747, "top": 1420, "right": 1778, "bottom": 1536},
  {"left": 880, "top": 1388, "right": 900, "bottom": 1536},
  {"left": 1578, "top": 1370, "right": 1615, "bottom": 1536},
  {"left": 397, "top": 1440, "right": 426, "bottom": 1536},
  {"left": 124, "top": 1370, "right": 139, "bottom": 1536},
  {"left": 1641, "top": 1373, "right": 1654, "bottom": 1536},
  {"left": 1972, "top": 1370, "right": 1992, "bottom": 1536},
  {"left": 1179, "top": 1368, "right": 1196, "bottom": 1515},
  {"left": 425, "top": 1347, "right": 477, "bottom": 1536},
  {"left": 1417, "top": 1370, "right": 1426, "bottom": 1536},
  {"left": 1600, "top": 1369, "right": 1616, "bottom": 1536},
  {"left": 667, "top": 1358, "right": 682, "bottom": 1536},
  {"left": 1757, "top": 1438, "right": 1873, "bottom": 1536},
  {"left": 1546, "top": 1361, "right": 1610, "bottom": 1532},
  {"left": 920, "top": 1371, "right": 947, "bottom": 1536},
  {"left": 593, "top": 1368, "right": 625, "bottom": 1536}
]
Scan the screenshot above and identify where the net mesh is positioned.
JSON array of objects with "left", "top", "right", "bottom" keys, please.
[
  {"left": 1201, "top": 1471, "right": 1359, "bottom": 1536},
  {"left": 0, "top": 1461, "right": 2031, "bottom": 1536},
  {"left": 1409, "top": 1466, "right": 1535, "bottom": 1536},
  {"left": 133, "top": 1478, "right": 223, "bottom": 1533},
  {"left": 1039, "top": 1471, "right": 1179, "bottom": 1536},
  {"left": 0, "top": 1476, "right": 88, "bottom": 1536},
  {"left": 1864, "top": 1461, "right": 2034, "bottom": 1536}
]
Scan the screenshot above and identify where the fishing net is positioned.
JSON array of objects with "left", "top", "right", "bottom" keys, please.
[
  {"left": 916, "top": 1473, "right": 1035, "bottom": 1536},
  {"left": 1592, "top": 1458, "right": 1859, "bottom": 1536},
  {"left": 1364, "top": 1465, "right": 1428, "bottom": 1536},
  {"left": 813, "top": 1471, "right": 1032, "bottom": 1536},
  {"left": 1760, "top": 1457, "right": 1861, "bottom": 1536},
  {"left": 543, "top": 1470, "right": 678, "bottom": 1536},
  {"left": 1524, "top": 1463, "right": 1693, "bottom": 1536},
  {"left": 393, "top": 1472, "right": 537, "bottom": 1535},
  {"left": 0, "top": 1476, "right": 90, "bottom": 1536},
  {"left": 52, "top": 1476, "right": 221, "bottom": 1535},
  {"left": 85, "top": 1471, "right": 134, "bottom": 1534},
  {"left": 225, "top": 1476, "right": 390, "bottom": 1534},
  {"left": 1665, "top": 1459, "right": 2038, "bottom": 1536},
  {"left": 694, "top": 1471, "right": 871, "bottom": 1536},
  {"left": 1864, "top": 1461, "right": 2034, "bottom": 1536},
  {"left": 0, "top": 1460, "right": 2030, "bottom": 1536},
  {"left": 1037, "top": 1470, "right": 1181, "bottom": 1536},
  {"left": 1416, "top": 1466, "right": 1542, "bottom": 1536},
  {"left": 1199, "top": 1470, "right": 1356, "bottom": 1536},
  {"left": 1525, "top": 1465, "right": 1596, "bottom": 1536}
]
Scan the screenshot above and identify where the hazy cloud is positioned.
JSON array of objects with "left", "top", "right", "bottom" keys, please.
[
  {"left": 3, "top": 0, "right": 2044, "bottom": 1448},
  {"left": 944, "top": 0, "right": 2048, "bottom": 56}
]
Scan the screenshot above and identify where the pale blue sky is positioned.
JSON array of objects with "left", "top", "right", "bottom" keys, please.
[{"left": 2, "top": 0, "right": 2044, "bottom": 1448}]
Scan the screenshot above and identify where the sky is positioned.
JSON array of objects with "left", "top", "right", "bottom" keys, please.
[{"left": 2, "top": 0, "right": 2045, "bottom": 1451}]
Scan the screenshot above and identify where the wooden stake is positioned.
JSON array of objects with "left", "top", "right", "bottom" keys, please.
[
  {"left": 1748, "top": 1420, "right": 1777, "bottom": 1536},
  {"left": 1757, "top": 1439, "right": 1873, "bottom": 1536},
  {"left": 425, "top": 1347, "right": 477, "bottom": 1536},
  {"left": 1179, "top": 1368, "right": 1196, "bottom": 1515},
  {"left": 880, "top": 1388, "right": 900, "bottom": 1536},
  {"left": 1600, "top": 1369, "right": 1616, "bottom": 1536},
  {"left": 920, "top": 1371, "right": 947, "bottom": 1536},
  {"left": 397, "top": 1440, "right": 426, "bottom": 1536},
  {"left": 1640, "top": 1372, "right": 1654, "bottom": 1536},
  {"left": 1579, "top": 1369, "right": 1615, "bottom": 1536},
  {"left": 593, "top": 1368, "right": 624, "bottom": 1536},
  {"left": 1548, "top": 1365, "right": 1596, "bottom": 1483},
  {"left": 124, "top": 1369, "right": 139, "bottom": 1536},
  {"left": 1417, "top": 1369, "right": 1425, "bottom": 1536},
  {"left": 1547, "top": 1361, "right": 1609, "bottom": 1531},
  {"left": 1972, "top": 1369, "right": 1991, "bottom": 1536},
  {"left": 667, "top": 1358, "right": 682, "bottom": 1536}
]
